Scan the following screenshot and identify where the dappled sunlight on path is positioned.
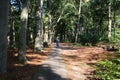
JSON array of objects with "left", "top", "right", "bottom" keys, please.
[
  {"left": 31, "top": 48, "right": 70, "bottom": 80},
  {"left": 60, "top": 47, "right": 92, "bottom": 80},
  {"left": 31, "top": 43, "right": 110, "bottom": 80},
  {"left": 60, "top": 44, "right": 110, "bottom": 80}
]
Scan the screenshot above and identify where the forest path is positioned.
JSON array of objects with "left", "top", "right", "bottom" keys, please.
[
  {"left": 31, "top": 43, "right": 109, "bottom": 80},
  {"left": 31, "top": 47, "right": 70, "bottom": 80}
]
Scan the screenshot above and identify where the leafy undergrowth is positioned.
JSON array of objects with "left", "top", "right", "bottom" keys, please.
[
  {"left": 2, "top": 45, "right": 53, "bottom": 80},
  {"left": 92, "top": 51, "right": 120, "bottom": 80}
]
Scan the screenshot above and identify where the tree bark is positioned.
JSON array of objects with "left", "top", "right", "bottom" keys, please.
[
  {"left": 108, "top": 2, "right": 112, "bottom": 39},
  {"left": 34, "top": 0, "right": 43, "bottom": 51},
  {"left": 43, "top": 0, "right": 52, "bottom": 46},
  {"left": 0, "top": 0, "right": 9, "bottom": 73},
  {"left": 9, "top": 7, "right": 16, "bottom": 49},
  {"left": 48, "top": 16, "right": 53, "bottom": 44},
  {"left": 18, "top": 0, "right": 30, "bottom": 62},
  {"left": 75, "top": 0, "right": 82, "bottom": 42}
]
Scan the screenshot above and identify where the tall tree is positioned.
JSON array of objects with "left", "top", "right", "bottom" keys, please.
[
  {"left": 108, "top": 1, "right": 112, "bottom": 39},
  {"left": 43, "top": 0, "right": 52, "bottom": 46},
  {"left": 34, "top": 0, "right": 43, "bottom": 51},
  {"left": 18, "top": 0, "right": 30, "bottom": 62},
  {"left": 75, "top": 0, "right": 82, "bottom": 42},
  {"left": 113, "top": 0, "right": 116, "bottom": 43},
  {"left": 0, "top": 0, "right": 9, "bottom": 73}
]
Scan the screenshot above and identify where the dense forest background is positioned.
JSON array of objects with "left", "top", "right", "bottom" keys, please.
[
  {"left": 0, "top": 0, "right": 120, "bottom": 77},
  {"left": 8, "top": 0, "right": 120, "bottom": 46}
]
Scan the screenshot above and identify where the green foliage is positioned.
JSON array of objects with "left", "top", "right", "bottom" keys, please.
[
  {"left": 9, "top": 0, "right": 120, "bottom": 46},
  {"left": 110, "top": 27, "right": 120, "bottom": 43},
  {"left": 9, "top": 44, "right": 16, "bottom": 49},
  {"left": 80, "top": 32, "right": 100, "bottom": 46},
  {"left": 93, "top": 52, "right": 120, "bottom": 80}
]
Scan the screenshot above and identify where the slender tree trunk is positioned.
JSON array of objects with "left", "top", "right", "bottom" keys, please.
[
  {"left": 0, "top": 0, "right": 9, "bottom": 73},
  {"left": 9, "top": 20, "right": 15, "bottom": 48},
  {"left": 43, "top": 0, "right": 52, "bottom": 46},
  {"left": 75, "top": 0, "right": 82, "bottom": 42},
  {"left": 9, "top": 7, "right": 16, "bottom": 49},
  {"left": 34, "top": 0, "right": 43, "bottom": 51},
  {"left": 44, "top": 25, "right": 48, "bottom": 42},
  {"left": 113, "top": 0, "right": 116, "bottom": 43},
  {"left": 18, "top": 0, "right": 30, "bottom": 62},
  {"left": 48, "top": 14, "right": 52, "bottom": 44},
  {"left": 47, "top": 0, "right": 53, "bottom": 44},
  {"left": 108, "top": 2, "right": 112, "bottom": 39}
]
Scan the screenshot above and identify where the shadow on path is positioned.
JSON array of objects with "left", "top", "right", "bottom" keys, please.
[
  {"left": 31, "top": 65, "right": 70, "bottom": 80},
  {"left": 31, "top": 48, "right": 71, "bottom": 80}
]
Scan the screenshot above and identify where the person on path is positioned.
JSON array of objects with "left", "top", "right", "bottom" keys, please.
[{"left": 55, "top": 37, "right": 60, "bottom": 48}]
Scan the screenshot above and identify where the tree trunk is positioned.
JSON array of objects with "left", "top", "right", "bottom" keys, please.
[
  {"left": 34, "top": 0, "right": 43, "bottom": 51},
  {"left": 113, "top": 0, "right": 116, "bottom": 43},
  {"left": 48, "top": 14, "right": 52, "bottom": 44},
  {"left": 75, "top": 0, "right": 82, "bottom": 42},
  {"left": 0, "top": 0, "right": 9, "bottom": 73},
  {"left": 9, "top": 7, "right": 16, "bottom": 49},
  {"left": 47, "top": 0, "right": 53, "bottom": 44},
  {"left": 18, "top": 0, "right": 30, "bottom": 63},
  {"left": 43, "top": 0, "right": 52, "bottom": 46},
  {"left": 44, "top": 25, "right": 48, "bottom": 42},
  {"left": 108, "top": 2, "right": 112, "bottom": 39}
]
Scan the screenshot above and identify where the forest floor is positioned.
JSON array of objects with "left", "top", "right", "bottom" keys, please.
[{"left": 0, "top": 43, "right": 114, "bottom": 80}]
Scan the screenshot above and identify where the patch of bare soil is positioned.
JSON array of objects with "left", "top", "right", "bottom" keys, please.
[{"left": 60, "top": 43, "right": 113, "bottom": 80}]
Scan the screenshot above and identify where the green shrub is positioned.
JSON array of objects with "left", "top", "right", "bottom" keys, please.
[
  {"left": 93, "top": 52, "right": 120, "bottom": 80},
  {"left": 110, "top": 27, "right": 120, "bottom": 43},
  {"left": 80, "top": 33, "right": 100, "bottom": 46}
]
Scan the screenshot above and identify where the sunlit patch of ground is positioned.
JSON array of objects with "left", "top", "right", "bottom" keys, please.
[{"left": 60, "top": 44, "right": 113, "bottom": 80}]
